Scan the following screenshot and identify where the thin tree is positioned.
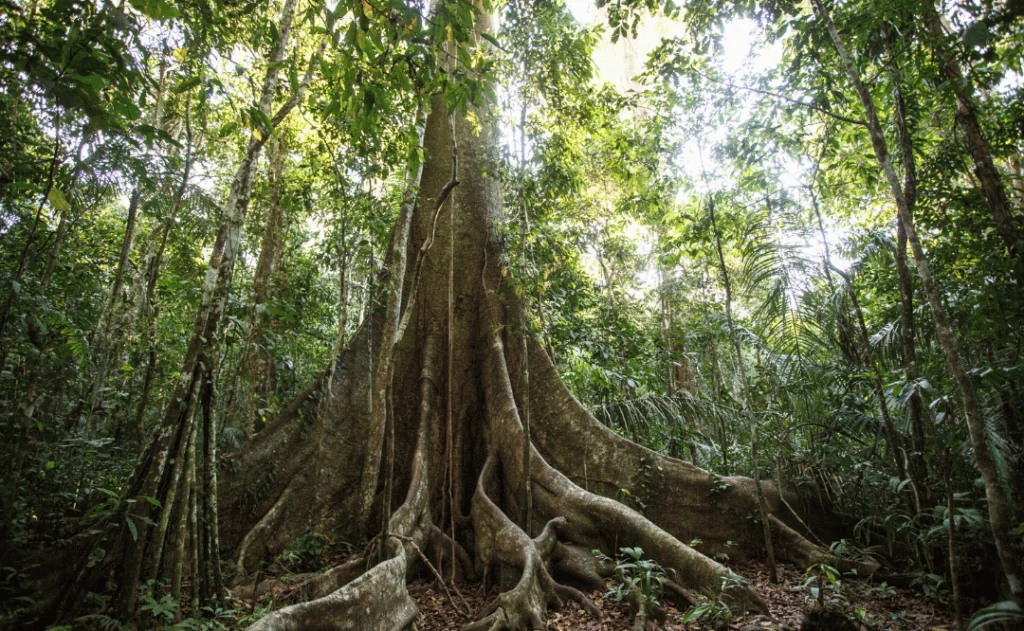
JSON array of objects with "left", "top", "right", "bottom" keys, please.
[
  {"left": 708, "top": 193, "right": 779, "bottom": 584},
  {"left": 920, "top": 1, "right": 1021, "bottom": 260},
  {"left": 813, "top": 0, "right": 1022, "bottom": 602}
]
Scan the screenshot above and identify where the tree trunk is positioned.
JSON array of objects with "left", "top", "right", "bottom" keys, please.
[
  {"left": 212, "top": 89, "right": 876, "bottom": 631},
  {"left": 921, "top": 1, "right": 1021, "bottom": 260},
  {"left": 943, "top": 449, "right": 963, "bottom": 630},
  {"left": 239, "top": 132, "right": 289, "bottom": 434},
  {"left": 890, "top": 57, "right": 932, "bottom": 506},
  {"left": 814, "top": 0, "right": 1023, "bottom": 603}
]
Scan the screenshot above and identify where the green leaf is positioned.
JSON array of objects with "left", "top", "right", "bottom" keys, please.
[
  {"left": 78, "top": 73, "right": 107, "bottom": 92},
  {"left": 174, "top": 76, "right": 202, "bottom": 93},
  {"left": 126, "top": 516, "right": 138, "bottom": 541},
  {"left": 48, "top": 188, "right": 70, "bottom": 212},
  {"left": 130, "top": 0, "right": 180, "bottom": 19},
  {"left": 962, "top": 22, "right": 990, "bottom": 49},
  {"left": 219, "top": 121, "right": 239, "bottom": 138},
  {"left": 481, "top": 32, "right": 501, "bottom": 49}
]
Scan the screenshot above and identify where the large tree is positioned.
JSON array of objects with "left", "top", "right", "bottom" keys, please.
[
  {"left": 210, "top": 20, "right": 866, "bottom": 631},
  {"left": 30, "top": 8, "right": 877, "bottom": 631}
]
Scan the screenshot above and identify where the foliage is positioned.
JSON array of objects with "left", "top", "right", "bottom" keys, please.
[
  {"left": 967, "top": 600, "right": 1024, "bottom": 631},
  {"left": 595, "top": 546, "right": 668, "bottom": 607},
  {"left": 0, "top": 0, "right": 1022, "bottom": 621}
]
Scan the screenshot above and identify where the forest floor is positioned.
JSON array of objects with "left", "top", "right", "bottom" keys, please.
[
  {"left": 404, "top": 560, "right": 955, "bottom": 631},
  {"left": 230, "top": 545, "right": 953, "bottom": 630}
]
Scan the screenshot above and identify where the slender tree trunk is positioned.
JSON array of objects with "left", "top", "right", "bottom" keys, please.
[
  {"left": 87, "top": 187, "right": 143, "bottom": 423},
  {"left": 38, "top": 197, "right": 72, "bottom": 291},
  {"left": 170, "top": 414, "right": 197, "bottom": 609},
  {"left": 200, "top": 371, "right": 225, "bottom": 605},
  {"left": 708, "top": 195, "right": 778, "bottom": 584},
  {"left": 921, "top": 1, "right": 1021, "bottom": 260},
  {"left": 832, "top": 266, "right": 911, "bottom": 493},
  {"left": 889, "top": 56, "right": 933, "bottom": 506},
  {"left": 814, "top": 0, "right": 1022, "bottom": 602},
  {"left": 133, "top": 92, "right": 194, "bottom": 443},
  {"left": 943, "top": 449, "right": 964, "bottom": 630},
  {"left": 240, "top": 133, "right": 289, "bottom": 434}
]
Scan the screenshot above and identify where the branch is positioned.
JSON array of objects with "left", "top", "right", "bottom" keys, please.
[
  {"left": 271, "top": 36, "right": 328, "bottom": 129},
  {"left": 695, "top": 69, "right": 869, "bottom": 127}
]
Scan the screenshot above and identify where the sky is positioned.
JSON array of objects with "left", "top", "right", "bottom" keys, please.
[{"left": 553, "top": 0, "right": 850, "bottom": 295}]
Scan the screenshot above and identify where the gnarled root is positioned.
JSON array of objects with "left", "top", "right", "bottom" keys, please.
[
  {"left": 246, "top": 554, "right": 417, "bottom": 631},
  {"left": 465, "top": 455, "right": 600, "bottom": 631}
]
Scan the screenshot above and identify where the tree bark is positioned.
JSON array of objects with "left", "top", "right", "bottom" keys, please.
[{"left": 239, "top": 132, "right": 289, "bottom": 434}]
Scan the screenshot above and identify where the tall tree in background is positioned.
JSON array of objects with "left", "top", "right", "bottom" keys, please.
[
  {"left": 52, "top": 0, "right": 325, "bottom": 616},
  {"left": 812, "top": 0, "right": 1023, "bottom": 602},
  {"left": 239, "top": 132, "right": 290, "bottom": 434}
]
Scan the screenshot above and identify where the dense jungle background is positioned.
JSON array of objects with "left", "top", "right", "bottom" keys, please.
[{"left": 0, "top": 0, "right": 1022, "bottom": 627}]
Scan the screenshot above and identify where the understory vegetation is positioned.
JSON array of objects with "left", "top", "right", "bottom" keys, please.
[{"left": 0, "top": 0, "right": 1022, "bottom": 627}]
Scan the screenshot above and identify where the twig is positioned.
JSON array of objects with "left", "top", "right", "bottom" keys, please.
[{"left": 388, "top": 534, "right": 471, "bottom": 618}]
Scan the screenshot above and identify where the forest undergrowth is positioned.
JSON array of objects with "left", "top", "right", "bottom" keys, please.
[{"left": 197, "top": 552, "right": 957, "bottom": 631}]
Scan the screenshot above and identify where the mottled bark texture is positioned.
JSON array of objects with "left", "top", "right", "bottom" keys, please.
[
  {"left": 239, "top": 133, "right": 289, "bottom": 434},
  {"left": 220, "top": 91, "right": 865, "bottom": 631}
]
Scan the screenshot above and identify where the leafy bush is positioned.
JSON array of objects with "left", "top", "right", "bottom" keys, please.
[
  {"left": 967, "top": 601, "right": 1024, "bottom": 631},
  {"left": 594, "top": 546, "right": 667, "bottom": 607}
]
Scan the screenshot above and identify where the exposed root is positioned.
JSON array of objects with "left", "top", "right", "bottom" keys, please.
[
  {"left": 478, "top": 298, "right": 767, "bottom": 617},
  {"left": 246, "top": 555, "right": 417, "bottom": 631},
  {"left": 235, "top": 484, "right": 293, "bottom": 575},
  {"left": 465, "top": 456, "right": 600, "bottom": 631},
  {"left": 392, "top": 532, "right": 471, "bottom": 617},
  {"left": 551, "top": 542, "right": 612, "bottom": 589},
  {"left": 428, "top": 522, "right": 478, "bottom": 583}
]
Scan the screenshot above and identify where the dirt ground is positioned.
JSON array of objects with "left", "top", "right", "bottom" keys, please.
[{"left": 407, "top": 560, "right": 955, "bottom": 631}]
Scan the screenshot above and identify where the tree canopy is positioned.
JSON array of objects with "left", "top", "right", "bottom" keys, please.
[{"left": 0, "top": 0, "right": 1022, "bottom": 627}]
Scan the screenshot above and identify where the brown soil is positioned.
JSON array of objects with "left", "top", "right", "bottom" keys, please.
[{"left": 402, "top": 561, "right": 954, "bottom": 631}]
